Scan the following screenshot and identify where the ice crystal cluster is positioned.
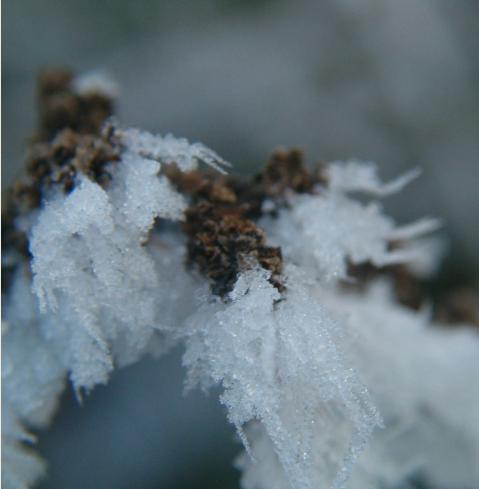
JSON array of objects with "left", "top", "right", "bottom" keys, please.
[{"left": 2, "top": 76, "right": 479, "bottom": 489}]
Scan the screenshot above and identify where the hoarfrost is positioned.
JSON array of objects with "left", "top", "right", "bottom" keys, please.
[
  {"left": 261, "top": 182, "right": 440, "bottom": 282},
  {"left": 328, "top": 160, "right": 421, "bottom": 197},
  {"left": 28, "top": 128, "right": 208, "bottom": 390},
  {"left": 72, "top": 71, "right": 120, "bottom": 98},
  {"left": 325, "top": 281, "right": 479, "bottom": 489},
  {"left": 2, "top": 133, "right": 479, "bottom": 489},
  {"left": 183, "top": 266, "right": 381, "bottom": 489},
  {"left": 235, "top": 279, "right": 479, "bottom": 489},
  {"left": 2, "top": 268, "right": 65, "bottom": 489},
  {"left": 117, "top": 127, "right": 231, "bottom": 174}
]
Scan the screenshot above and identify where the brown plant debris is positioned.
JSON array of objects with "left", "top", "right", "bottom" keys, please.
[
  {"left": 183, "top": 202, "right": 283, "bottom": 297},
  {"left": 3, "top": 126, "right": 119, "bottom": 256},
  {"left": 164, "top": 165, "right": 238, "bottom": 206},
  {"left": 346, "top": 262, "right": 425, "bottom": 310},
  {"left": 2, "top": 69, "right": 118, "bottom": 288},
  {"left": 4, "top": 68, "right": 476, "bottom": 322},
  {"left": 434, "top": 288, "right": 479, "bottom": 327},
  {"left": 347, "top": 262, "right": 479, "bottom": 327},
  {"left": 260, "top": 148, "right": 325, "bottom": 197},
  {"left": 37, "top": 68, "right": 114, "bottom": 139},
  {"left": 167, "top": 148, "right": 327, "bottom": 296},
  {"left": 26, "top": 126, "right": 119, "bottom": 194},
  {"left": 227, "top": 148, "right": 328, "bottom": 218}
]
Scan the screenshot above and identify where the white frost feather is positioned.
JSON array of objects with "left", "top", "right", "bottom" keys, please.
[
  {"left": 328, "top": 160, "right": 421, "bottom": 197},
  {"left": 3, "top": 144, "right": 479, "bottom": 489},
  {"left": 118, "top": 127, "right": 231, "bottom": 174}
]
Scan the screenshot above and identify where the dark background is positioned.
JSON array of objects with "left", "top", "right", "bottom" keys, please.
[{"left": 2, "top": 1, "right": 479, "bottom": 488}]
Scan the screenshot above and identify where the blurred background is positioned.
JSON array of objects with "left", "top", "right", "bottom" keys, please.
[{"left": 2, "top": 1, "right": 479, "bottom": 488}]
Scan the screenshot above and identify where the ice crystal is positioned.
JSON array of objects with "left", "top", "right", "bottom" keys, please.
[
  {"left": 117, "top": 127, "right": 231, "bottom": 174},
  {"left": 2, "top": 115, "right": 479, "bottom": 489},
  {"left": 327, "top": 161, "right": 421, "bottom": 197},
  {"left": 72, "top": 71, "right": 120, "bottom": 98},
  {"left": 28, "top": 129, "right": 215, "bottom": 390},
  {"left": 183, "top": 265, "right": 381, "bottom": 489},
  {"left": 260, "top": 188, "right": 440, "bottom": 282}
]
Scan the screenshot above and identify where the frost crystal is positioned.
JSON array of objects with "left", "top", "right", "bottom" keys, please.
[
  {"left": 328, "top": 160, "right": 421, "bottom": 197},
  {"left": 72, "top": 71, "right": 120, "bottom": 98},
  {"left": 183, "top": 266, "right": 381, "bottom": 489},
  {"left": 117, "top": 127, "right": 231, "bottom": 174},
  {"left": 2, "top": 78, "right": 479, "bottom": 489},
  {"left": 261, "top": 190, "right": 440, "bottom": 282}
]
